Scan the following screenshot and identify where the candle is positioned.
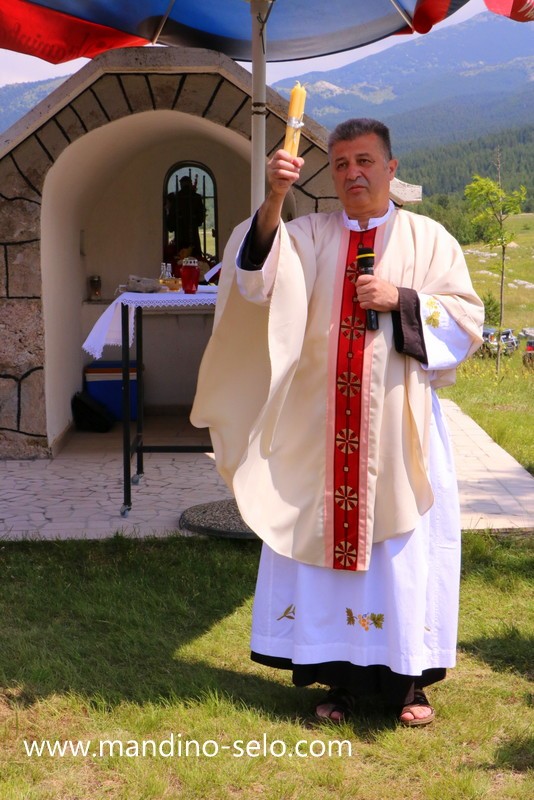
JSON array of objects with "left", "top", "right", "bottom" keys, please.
[{"left": 283, "top": 81, "right": 306, "bottom": 157}]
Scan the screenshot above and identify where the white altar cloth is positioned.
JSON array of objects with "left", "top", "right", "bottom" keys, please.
[{"left": 82, "top": 291, "right": 217, "bottom": 359}]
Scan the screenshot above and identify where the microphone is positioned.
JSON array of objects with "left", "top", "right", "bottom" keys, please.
[{"left": 356, "top": 246, "right": 379, "bottom": 331}]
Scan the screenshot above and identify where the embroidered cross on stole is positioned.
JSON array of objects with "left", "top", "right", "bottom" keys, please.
[{"left": 332, "top": 228, "right": 377, "bottom": 570}]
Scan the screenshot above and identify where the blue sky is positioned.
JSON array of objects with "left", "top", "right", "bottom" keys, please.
[{"left": 0, "top": 0, "right": 486, "bottom": 87}]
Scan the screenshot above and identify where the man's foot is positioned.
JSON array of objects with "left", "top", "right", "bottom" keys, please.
[
  {"left": 315, "top": 687, "right": 356, "bottom": 723},
  {"left": 399, "top": 690, "right": 435, "bottom": 727}
]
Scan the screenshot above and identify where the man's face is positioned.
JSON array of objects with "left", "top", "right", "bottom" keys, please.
[{"left": 330, "top": 133, "right": 398, "bottom": 220}]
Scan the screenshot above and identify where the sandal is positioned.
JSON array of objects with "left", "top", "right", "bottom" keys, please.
[
  {"left": 399, "top": 689, "right": 435, "bottom": 727},
  {"left": 315, "top": 687, "right": 356, "bottom": 723}
]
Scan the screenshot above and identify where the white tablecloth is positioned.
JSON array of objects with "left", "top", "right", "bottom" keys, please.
[{"left": 82, "top": 291, "right": 217, "bottom": 359}]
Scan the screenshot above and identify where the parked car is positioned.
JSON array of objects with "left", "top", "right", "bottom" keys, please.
[
  {"left": 481, "top": 326, "right": 519, "bottom": 356},
  {"left": 526, "top": 338, "right": 534, "bottom": 353}
]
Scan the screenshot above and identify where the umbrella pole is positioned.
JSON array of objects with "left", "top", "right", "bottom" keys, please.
[{"left": 250, "top": 1, "right": 272, "bottom": 214}]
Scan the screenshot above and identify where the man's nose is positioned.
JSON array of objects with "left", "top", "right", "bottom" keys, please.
[{"left": 346, "top": 161, "right": 361, "bottom": 181}]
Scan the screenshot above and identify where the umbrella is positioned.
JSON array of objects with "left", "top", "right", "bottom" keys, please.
[
  {"left": 0, "top": 1, "right": 483, "bottom": 63},
  {"left": 0, "top": 1, "right": 530, "bottom": 208}
]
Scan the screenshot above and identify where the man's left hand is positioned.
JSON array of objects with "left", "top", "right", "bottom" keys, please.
[{"left": 356, "top": 275, "right": 400, "bottom": 312}]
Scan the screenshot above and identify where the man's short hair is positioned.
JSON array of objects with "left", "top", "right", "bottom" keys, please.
[{"left": 328, "top": 118, "right": 393, "bottom": 161}]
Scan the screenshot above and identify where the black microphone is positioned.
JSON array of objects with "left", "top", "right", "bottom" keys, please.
[{"left": 356, "top": 246, "right": 379, "bottom": 331}]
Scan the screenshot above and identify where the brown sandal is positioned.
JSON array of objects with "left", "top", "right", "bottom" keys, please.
[
  {"left": 315, "top": 687, "right": 357, "bottom": 723},
  {"left": 399, "top": 690, "right": 435, "bottom": 727}
]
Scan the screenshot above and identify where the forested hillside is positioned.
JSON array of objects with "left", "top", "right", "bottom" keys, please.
[
  {"left": 275, "top": 13, "right": 534, "bottom": 142},
  {"left": 0, "top": 76, "right": 67, "bottom": 131},
  {"left": 398, "top": 125, "right": 534, "bottom": 210}
]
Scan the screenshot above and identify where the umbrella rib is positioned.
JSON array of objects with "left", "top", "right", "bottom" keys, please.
[
  {"left": 152, "top": 0, "right": 177, "bottom": 44},
  {"left": 256, "top": 0, "right": 275, "bottom": 56},
  {"left": 387, "top": 0, "right": 414, "bottom": 29}
]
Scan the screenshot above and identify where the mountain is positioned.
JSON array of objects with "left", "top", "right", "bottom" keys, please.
[
  {"left": 0, "top": 76, "right": 69, "bottom": 132},
  {"left": 273, "top": 13, "right": 534, "bottom": 148}
]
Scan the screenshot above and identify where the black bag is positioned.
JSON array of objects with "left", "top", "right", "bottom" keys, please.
[{"left": 71, "top": 391, "right": 115, "bottom": 433}]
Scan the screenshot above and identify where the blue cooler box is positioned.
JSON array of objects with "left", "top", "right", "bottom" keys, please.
[{"left": 84, "top": 360, "right": 138, "bottom": 421}]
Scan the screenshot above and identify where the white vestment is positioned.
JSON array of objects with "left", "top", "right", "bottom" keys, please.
[
  {"left": 250, "top": 315, "right": 468, "bottom": 676},
  {"left": 191, "top": 209, "right": 484, "bottom": 574},
  {"left": 191, "top": 208, "right": 484, "bottom": 677}
]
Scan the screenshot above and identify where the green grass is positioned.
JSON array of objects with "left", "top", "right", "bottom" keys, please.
[
  {"left": 1, "top": 534, "right": 533, "bottom": 800},
  {"left": 440, "top": 212, "right": 534, "bottom": 474}
]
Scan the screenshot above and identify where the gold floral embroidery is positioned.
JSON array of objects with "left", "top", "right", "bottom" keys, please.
[
  {"left": 334, "top": 541, "right": 358, "bottom": 568},
  {"left": 369, "top": 613, "right": 385, "bottom": 629},
  {"left": 425, "top": 297, "right": 441, "bottom": 328},
  {"left": 334, "top": 485, "right": 358, "bottom": 511},
  {"left": 346, "top": 609, "right": 384, "bottom": 630},
  {"left": 277, "top": 604, "right": 296, "bottom": 621}
]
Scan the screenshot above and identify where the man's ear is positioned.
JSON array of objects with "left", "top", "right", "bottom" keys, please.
[{"left": 388, "top": 159, "right": 399, "bottom": 179}]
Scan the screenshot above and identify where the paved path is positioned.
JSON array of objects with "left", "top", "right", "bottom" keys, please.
[{"left": 0, "top": 400, "right": 532, "bottom": 541}]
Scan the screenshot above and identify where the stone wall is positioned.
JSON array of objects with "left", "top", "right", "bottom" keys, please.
[{"left": 0, "top": 132, "right": 47, "bottom": 457}]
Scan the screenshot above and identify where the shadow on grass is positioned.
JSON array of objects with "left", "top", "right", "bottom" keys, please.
[
  {"left": 459, "top": 532, "right": 533, "bottom": 679},
  {"left": 493, "top": 734, "right": 534, "bottom": 772},
  {"left": 0, "top": 535, "right": 396, "bottom": 734},
  {"left": 458, "top": 627, "right": 534, "bottom": 680}
]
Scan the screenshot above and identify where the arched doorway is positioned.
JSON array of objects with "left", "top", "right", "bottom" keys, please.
[{"left": 40, "top": 111, "right": 250, "bottom": 447}]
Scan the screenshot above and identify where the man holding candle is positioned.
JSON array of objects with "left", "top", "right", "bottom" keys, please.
[{"left": 191, "top": 118, "right": 483, "bottom": 726}]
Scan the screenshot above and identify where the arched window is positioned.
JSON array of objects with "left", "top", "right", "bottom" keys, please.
[{"left": 163, "top": 162, "right": 218, "bottom": 267}]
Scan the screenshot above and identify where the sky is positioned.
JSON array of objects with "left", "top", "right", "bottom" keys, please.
[{"left": 0, "top": 0, "right": 487, "bottom": 88}]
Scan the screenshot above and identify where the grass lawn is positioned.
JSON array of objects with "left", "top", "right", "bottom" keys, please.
[
  {"left": 440, "top": 212, "right": 534, "bottom": 474},
  {"left": 1, "top": 534, "right": 533, "bottom": 800}
]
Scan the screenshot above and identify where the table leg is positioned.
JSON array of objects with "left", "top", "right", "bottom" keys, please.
[
  {"left": 120, "top": 302, "right": 131, "bottom": 517},
  {"left": 134, "top": 305, "right": 144, "bottom": 482}
]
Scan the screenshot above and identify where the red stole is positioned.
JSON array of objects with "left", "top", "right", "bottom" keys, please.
[{"left": 332, "top": 228, "right": 376, "bottom": 570}]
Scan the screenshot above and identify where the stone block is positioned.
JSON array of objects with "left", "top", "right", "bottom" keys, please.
[
  {"left": 204, "top": 82, "right": 246, "bottom": 126},
  {"left": 92, "top": 75, "right": 132, "bottom": 121},
  {"left": 297, "top": 145, "right": 329, "bottom": 188},
  {"left": 176, "top": 74, "right": 221, "bottom": 117},
  {"left": 0, "top": 197, "right": 41, "bottom": 242},
  {"left": 301, "top": 167, "right": 336, "bottom": 202},
  {"left": 11, "top": 136, "right": 52, "bottom": 194},
  {"left": 0, "top": 430, "right": 49, "bottom": 459},
  {"left": 265, "top": 114, "right": 287, "bottom": 156},
  {"left": 7, "top": 241, "right": 42, "bottom": 298},
  {"left": 0, "top": 375, "right": 18, "bottom": 429},
  {"left": 0, "top": 156, "right": 42, "bottom": 202},
  {"left": 0, "top": 299, "right": 44, "bottom": 375},
  {"left": 316, "top": 196, "right": 340, "bottom": 214},
  {"left": 0, "top": 246, "right": 5, "bottom": 299},
  {"left": 227, "top": 97, "right": 252, "bottom": 140},
  {"left": 120, "top": 75, "right": 154, "bottom": 113},
  {"left": 71, "top": 89, "right": 110, "bottom": 132},
  {"left": 55, "top": 106, "right": 87, "bottom": 142},
  {"left": 148, "top": 74, "right": 184, "bottom": 110},
  {"left": 35, "top": 119, "right": 70, "bottom": 162},
  {"left": 20, "top": 368, "right": 46, "bottom": 436}
]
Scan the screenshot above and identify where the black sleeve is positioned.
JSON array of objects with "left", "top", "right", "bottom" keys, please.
[
  {"left": 240, "top": 212, "right": 278, "bottom": 271},
  {"left": 391, "top": 287, "right": 428, "bottom": 365}
]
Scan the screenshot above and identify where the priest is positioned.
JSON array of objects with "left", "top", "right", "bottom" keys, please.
[{"left": 191, "top": 118, "right": 484, "bottom": 726}]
